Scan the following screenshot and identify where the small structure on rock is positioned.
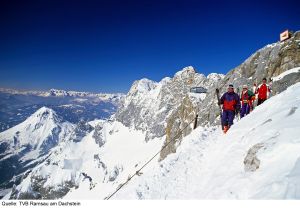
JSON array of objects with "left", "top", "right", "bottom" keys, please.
[
  {"left": 190, "top": 87, "right": 207, "bottom": 94},
  {"left": 280, "top": 29, "right": 293, "bottom": 42}
]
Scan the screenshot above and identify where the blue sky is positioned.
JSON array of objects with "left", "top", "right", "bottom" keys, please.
[{"left": 0, "top": 0, "right": 299, "bottom": 93}]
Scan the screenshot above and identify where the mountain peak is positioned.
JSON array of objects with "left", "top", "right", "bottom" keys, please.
[
  {"left": 29, "top": 106, "right": 60, "bottom": 123},
  {"left": 49, "top": 89, "right": 69, "bottom": 96},
  {"left": 207, "top": 73, "right": 225, "bottom": 81},
  {"left": 129, "top": 78, "right": 158, "bottom": 95},
  {"left": 0, "top": 106, "right": 67, "bottom": 161},
  {"left": 34, "top": 106, "right": 54, "bottom": 113},
  {"left": 174, "top": 66, "right": 197, "bottom": 78}
]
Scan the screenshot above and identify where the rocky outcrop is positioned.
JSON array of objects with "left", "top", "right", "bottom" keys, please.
[
  {"left": 160, "top": 94, "right": 201, "bottom": 160},
  {"left": 244, "top": 143, "right": 264, "bottom": 172},
  {"left": 71, "top": 121, "right": 94, "bottom": 143},
  {"left": 272, "top": 68, "right": 300, "bottom": 95},
  {"left": 116, "top": 66, "right": 224, "bottom": 141},
  {"left": 93, "top": 123, "right": 106, "bottom": 148}
]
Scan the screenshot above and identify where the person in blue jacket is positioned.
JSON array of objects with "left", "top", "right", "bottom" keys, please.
[{"left": 219, "top": 84, "right": 241, "bottom": 133}]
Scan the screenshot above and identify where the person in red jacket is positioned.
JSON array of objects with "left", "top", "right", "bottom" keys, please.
[
  {"left": 240, "top": 85, "right": 255, "bottom": 118},
  {"left": 255, "top": 78, "right": 271, "bottom": 106}
]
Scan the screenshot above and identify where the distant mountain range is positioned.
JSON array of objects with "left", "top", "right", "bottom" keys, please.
[
  {"left": 0, "top": 88, "right": 125, "bottom": 132},
  {"left": 0, "top": 88, "right": 124, "bottom": 99}
]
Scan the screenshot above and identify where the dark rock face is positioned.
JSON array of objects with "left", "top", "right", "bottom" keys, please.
[
  {"left": 160, "top": 96, "right": 197, "bottom": 160},
  {"left": 71, "top": 121, "right": 94, "bottom": 143},
  {"left": 93, "top": 124, "right": 106, "bottom": 148},
  {"left": 272, "top": 70, "right": 300, "bottom": 95}
]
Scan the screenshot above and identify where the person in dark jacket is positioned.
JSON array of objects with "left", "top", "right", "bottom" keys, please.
[{"left": 220, "top": 84, "right": 241, "bottom": 133}]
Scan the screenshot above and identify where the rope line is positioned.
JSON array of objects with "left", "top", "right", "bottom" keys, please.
[{"left": 105, "top": 116, "right": 197, "bottom": 200}]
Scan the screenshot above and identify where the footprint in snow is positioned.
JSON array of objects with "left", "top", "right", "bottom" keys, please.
[
  {"left": 287, "top": 106, "right": 298, "bottom": 117},
  {"left": 261, "top": 118, "right": 272, "bottom": 126}
]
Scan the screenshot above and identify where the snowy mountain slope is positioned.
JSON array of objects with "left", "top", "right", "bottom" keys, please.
[
  {"left": 0, "top": 107, "right": 75, "bottom": 197},
  {"left": 1, "top": 107, "right": 60, "bottom": 150},
  {"left": 0, "top": 107, "right": 74, "bottom": 159},
  {"left": 112, "top": 82, "right": 300, "bottom": 199},
  {"left": 4, "top": 119, "right": 164, "bottom": 199}
]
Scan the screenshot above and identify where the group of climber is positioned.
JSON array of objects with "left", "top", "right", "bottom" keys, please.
[{"left": 218, "top": 78, "right": 271, "bottom": 134}]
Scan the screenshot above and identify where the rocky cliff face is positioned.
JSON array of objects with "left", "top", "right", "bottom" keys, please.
[
  {"left": 115, "top": 66, "right": 224, "bottom": 142},
  {"left": 160, "top": 95, "right": 198, "bottom": 160},
  {"left": 160, "top": 31, "right": 300, "bottom": 160}
]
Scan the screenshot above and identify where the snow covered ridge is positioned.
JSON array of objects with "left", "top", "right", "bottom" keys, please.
[
  {"left": 113, "top": 82, "right": 300, "bottom": 199},
  {"left": 0, "top": 88, "right": 125, "bottom": 100}
]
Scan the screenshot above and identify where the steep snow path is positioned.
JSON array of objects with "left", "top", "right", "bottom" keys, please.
[{"left": 114, "top": 82, "right": 300, "bottom": 199}]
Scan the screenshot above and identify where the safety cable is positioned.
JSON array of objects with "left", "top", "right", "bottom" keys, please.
[{"left": 105, "top": 116, "right": 198, "bottom": 200}]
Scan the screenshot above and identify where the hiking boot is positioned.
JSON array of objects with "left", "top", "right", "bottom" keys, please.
[{"left": 223, "top": 125, "right": 229, "bottom": 134}]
